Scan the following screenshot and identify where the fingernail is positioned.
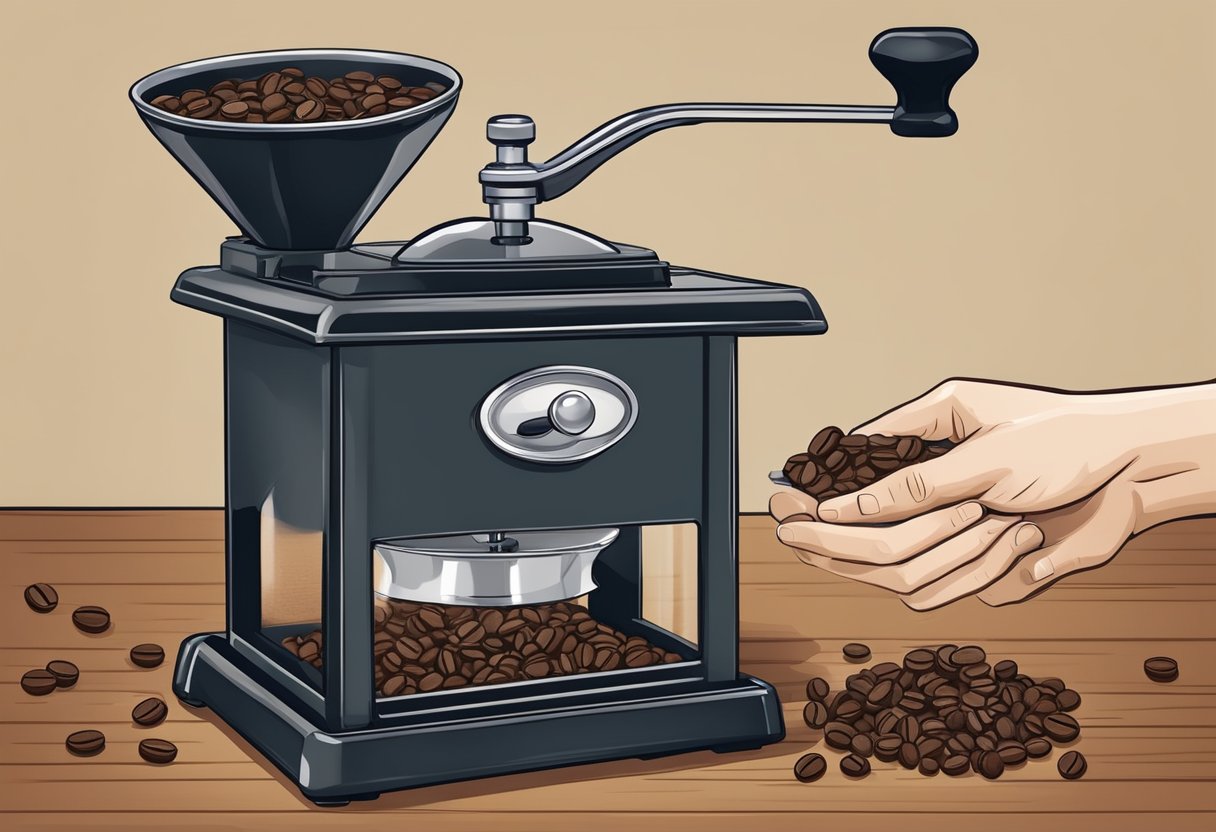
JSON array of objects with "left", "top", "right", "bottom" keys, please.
[
  {"left": 777, "top": 526, "right": 795, "bottom": 543},
  {"left": 818, "top": 507, "right": 838, "bottom": 521},
  {"left": 857, "top": 493, "right": 881, "bottom": 516},
  {"left": 960, "top": 501, "right": 983, "bottom": 522},
  {"left": 1031, "top": 557, "right": 1055, "bottom": 582},
  {"left": 1014, "top": 523, "right": 1043, "bottom": 553}
]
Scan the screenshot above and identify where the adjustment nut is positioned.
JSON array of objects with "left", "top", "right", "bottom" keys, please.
[
  {"left": 487, "top": 114, "right": 536, "bottom": 146},
  {"left": 548, "top": 390, "right": 595, "bottom": 436}
]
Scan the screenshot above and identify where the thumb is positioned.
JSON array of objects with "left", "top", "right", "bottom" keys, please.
[
  {"left": 854, "top": 380, "right": 972, "bottom": 441},
  {"left": 817, "top": 448, "right": 996, "bottom": 524}
]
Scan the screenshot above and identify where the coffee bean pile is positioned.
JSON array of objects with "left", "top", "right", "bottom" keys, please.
[
  {"left": 147, "top": 68, "right": 448, "bottom": 123},
  {"left": 783, "top": 426, "right": 953, "bottom": 501},
  {"left": 797, "top": 643, "right": 1087, "bottom": 781},
  {"left": 20, "top": 583, "right": 172, "bottom": 764},
  {"left": 284, "top": 598, "right": 684, "bottom": 697}
]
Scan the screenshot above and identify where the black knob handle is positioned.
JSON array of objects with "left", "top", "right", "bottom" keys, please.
[{"left": 869, "top": 27, "right": 978, "bottom": 138}]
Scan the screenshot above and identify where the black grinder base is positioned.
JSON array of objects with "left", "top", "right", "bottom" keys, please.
[{"left": 175, "top": 633, "right": 782, "bottom": 804}]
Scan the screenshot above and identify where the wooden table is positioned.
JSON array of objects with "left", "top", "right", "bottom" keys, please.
[{"left": 1, "top": 511, "right": 1213, "bottom": 831}]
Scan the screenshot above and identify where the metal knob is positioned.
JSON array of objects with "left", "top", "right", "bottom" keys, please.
[
  {"left": 487, "top": 115, "right": 536, "bottom": 147},
  {"left": 548, "top": 390, "right": 595, "bottom": 436}
]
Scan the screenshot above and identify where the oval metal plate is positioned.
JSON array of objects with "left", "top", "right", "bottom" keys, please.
[{"left": 479, "top": 365, "right": 638, "bottom": 463}]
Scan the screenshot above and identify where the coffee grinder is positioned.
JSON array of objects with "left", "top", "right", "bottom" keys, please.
[{"left": 130, "top": 29, "right": 976, "bottom": 804}]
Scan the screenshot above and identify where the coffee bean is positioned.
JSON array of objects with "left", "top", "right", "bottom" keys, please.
[
  {"left": 130, "top": 643, "right": 165, "bottom": 668},
  {"left": 843, "top": 642, "right": 871, "bottom": 662},
  {"left": 904, "top": 648, "right": 935, "bottom": 672},
  {"left": 138, "top": 738, "right": 178, "bottom": 764},
  {"left": 898, "top": 741, "right": 920, "bottom": 769},
  {"left": 874, "top": 735, "right": 902, "bottom": 762},
  {"left": 840, "top": 753, "right": 870, "bottom": 778},
  {"left": 805, "top": 677, "right": 830, "bottom": 701},
  {"left": 1057, "top": 750, "right": 1087, "bottom": 779},
  {"left": 131, "top": 696, "right": 168, "bottom": 726},
  {"left": 1042, "top": 712, "right": 1080, "bottom": 743},
  {"left": 993, "top": 659, "right": 1018, "bottom": 680},
  {"left": 951, "top": 645, "right": 986, "bottom": 666},
  {"left": 66, "top": 729, "right": 105, "bottom": 756},
  {"left": 793, "top": 752, "right": 828, "bottom": 783},
  {"left": 977, "top": 750, "right": 1005, "bottom": 779},
  {"left": 1144, "top": 656, "right": 1179, "bottom": 683},
  {"left": 24, "top": 583, "right": 58, "bottom": 613},
  {"left": 72, "top": 606, "right": 111, "bottom": 634},
  {"left": 942, "top": 754, "right": 970, "bottom": 776},
  {"left": 1056, "top": 689, "right": 1082, "bottom": 712},
  {"left": 850, "top": 733, "right": 874, "bottom": 757},
  {"left": 825, "top": 725, "right": 855, "bottom": 750},
  {"left": 45, "top": 660, "right": 79, "bottom": 688},
  {"left": 1025, "top": 737, "right": 1053, "bottom": 758},
  {"left": 21, "top": 669, "right": 57, "bottom": 696},
  {"left": 220, "top": 100, "right": 250, "bottom": 119},
  {"left": 997, "top": 740, "right": 1027, "bottom": 765},
  {"left": 918, "top": 757, "right": 940, "bottom": 776},
  {"left": 294, "top": 99, "right": 324, "bottom": 122},
  {"left": 803, "top": 699, "right": 829, "bottom": 729},
  {"left": 807, "top": 426, "right": 843, "bottom": 456}
]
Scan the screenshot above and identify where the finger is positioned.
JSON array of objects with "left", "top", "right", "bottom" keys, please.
[
  {"left": 782, "top": 515, "right": 1020, "bottom": 594},
  {"left": 900, "top": 522, "right": 1044, "bottom": 611},
  {"left": 817, "top": 452, "right": 997, "bottom": 525},
  {"left": 977, "top": 519, "right": 1128, "bottom": 607},
  {"left": 775, "top": 501, "right": 986, "bottom": 565},
  {"left": 769, "top": 489, "right": 819, "bottom": 523},
  {"left": 852, "top": 380, "right": 972, "bottom": 441}
]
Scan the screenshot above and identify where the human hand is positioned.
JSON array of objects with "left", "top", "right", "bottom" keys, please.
[{"left": 772, "top": 379, "right": 1216, "bottom": 609}]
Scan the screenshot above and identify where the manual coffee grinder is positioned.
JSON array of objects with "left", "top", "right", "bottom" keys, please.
[{"left": 131, "top": 28, "right": 976, "bottom": 804}]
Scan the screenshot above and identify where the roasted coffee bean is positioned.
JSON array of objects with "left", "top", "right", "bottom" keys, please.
[
  {"left": 1056, "top": 689, "right": 1082, "bottom": 712},
  {"left": 942, "top": 755, "right": 970, "bottom": 776},
  {"left": 793, "top": 752, "right": 828, "bottom": 783},
  {"left": 1057, "top": 750, "right": 1087, "bottom": 779},
  {"left": 21, "top": 669, "right": 57, "bottom": 696},
  {"left": 839, "top": 753, "right": 871, "bottom": 778},
  {"left": 997, "top": 740, "right": 1027, "bottom": 766},
  {"left": 24, "top": 583, "right": 59, "bottom": 613},
  {"left": 850, "top": 733, "right": 874, "bottom": 757},
  {"left": 834, "top": 698, "right": 864, "bottom": 721},
  {"left": 898, "top": 741, "right": 920, "bottom": 769},
  {"left": 1025, "top": 737, "right": 1053, "bottom": 758},
  {"left": 803, "top": 699, "right": 829, "bottom": 729},
  {"left": 977, "top": 750, "right": 1005, "bottom": 780},
  {"left": 807, "top": 426, "right": 843, "bottom": 456},
  {"left": 825, "top": 724, "right": 855, "bottom": 750},
  {"left": 138, "top": 738, "right": 178, "bottom": 764},
  {"left": 843, "top": 642, "right": 871, "bottom": 662},
  {"left": 874, "top": 734, "right": 902, "bottom": 762},
  {"left": 130, "top": 643, "right": 165, "bottom": 668},
  {"left": 132, "top": 697, "right": 169, "bottom": 727},
  {"left": 45, "top": 660, "right": 79, "bottom": 688},
  {"left": 66, "top": 729, "right": 105, "bottom": 756},
  {"left": 72, "top": 605, "right": 111, "bottom": 634},
  {"left": 1042, "top": 713, "right": 1080, "bottom": 743},
  {"left": 951, "top": 645, "right": 986, "bottom": 666},
  {"left": 904, "top": 648, "right": 935, "bottom": 672},
  {"left": 895, "top": 436, "right": 924, "bottom": 460},
  {"left": 918, "top": 757, "right": 940, "bottom": 776},
  {"left": 1144, "top": 656, "right": 1179, "bottom": 683},
  {"left": 295, "top": 99, "right": 324, "bottom": 122},
  {"left": 806, "top": 677, "right": 830, "bottom": 701},
  {"left": 993, "top": 659, "right": 1018, "bottom": 680}
]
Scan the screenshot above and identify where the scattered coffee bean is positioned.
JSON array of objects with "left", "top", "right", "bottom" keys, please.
[
  {"left": 130, "top": 643, "right": 165, "bottom": 668},
  {"left": 24, "top": 583, "right": 59, "bottom": 613},
  {"left": 784, "top": 427, "right": 955, "bottom": 499},
  {"left": 45, "top": 660, "right": 79, "bottom": 688},
  {"left": 1057, "top": 750, "right": 1087, "bottom": 779},
  {"left": 803, "top": 699, "right": 829, "bottom": 729},
  {"left": 132, "top": 697, "right": 169, "bottom": 727},
  {"left": 72, "top": 606, "right": 111, "bottom": 634},
  {"left": 843, "top": 643, "right": 871, "bottom": 662},
  {"left": 793, "top": 752, "right": 828, "bottom": 783},
  {"left": 806, "top": 677, "right": 830, "bottom": 701},
  {"left": 795, "top": 644, "right": 1086, "bottom": 782},
  {"left": 21, "top": 669, "right": 57, "bottom": 696},
  {"left": 138, "top": 738, "right": 178, "bottom": 764},
  {"left": 147, "top": 67, "right": 449, "bottom": 123},
  {"left": 840, "top": 753, "right": 871, "bottom": 778},
  {"left": 66, "top": 729, "right": 105, "bottom": 756},
  {"left": 1143, "top": 656, "right": 1179, "bottom": 683}
]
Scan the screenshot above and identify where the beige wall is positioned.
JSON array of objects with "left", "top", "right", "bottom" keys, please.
[{"left": 1, "top": 0, "right": 1212, "bottom": 510}]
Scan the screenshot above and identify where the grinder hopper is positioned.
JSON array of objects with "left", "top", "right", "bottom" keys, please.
[{"left": 130, "top": 49, "right": 461, "bottom": 251}]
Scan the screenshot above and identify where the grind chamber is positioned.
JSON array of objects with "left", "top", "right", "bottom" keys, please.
[{"left": 130, "top": 31, "right": 976, "bottom": 804}]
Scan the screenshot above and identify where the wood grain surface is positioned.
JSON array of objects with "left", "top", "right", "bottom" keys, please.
[{"left": 1, "top": 510, "right": 1213, "bottom": 831}]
